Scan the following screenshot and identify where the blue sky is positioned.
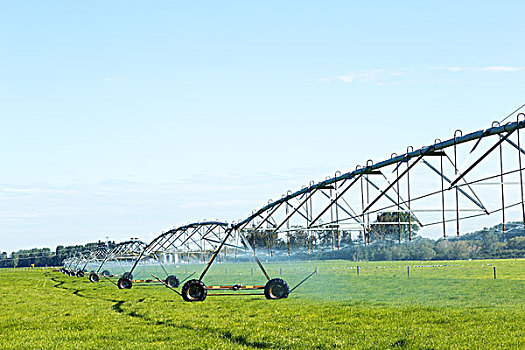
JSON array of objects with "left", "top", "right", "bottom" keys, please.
[{"left": 1, "top": 1, "right": 525, "bottom": 252}]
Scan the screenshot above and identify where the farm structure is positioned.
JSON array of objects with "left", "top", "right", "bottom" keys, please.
[
  {"left": 118, "top": 221, "right": 276, "bottom": 301},
  {"left": 60, "top": 254, "right": 81, "bottom": 276},
  {"left": 60, "top": 245, "right": 109, "bottom": 277},
  {"left": 179, "top": 117, "right": 525, "bottom": 301},
  {"left": 68, "top": 116, "right": 525, "bottom": 302},
  {"left": 88, "top": 239, "right": 147, "bottom": 287}
]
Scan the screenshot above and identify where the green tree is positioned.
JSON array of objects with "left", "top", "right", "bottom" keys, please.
[
  {"left": 370, "top": 211, "right": 419, "bottom": 242},
  {"left": 481, "top": 231, "right": 498, "bottom": 257},
  {"left": 506, "top": 237, "right": 525, "bottom": 251}
]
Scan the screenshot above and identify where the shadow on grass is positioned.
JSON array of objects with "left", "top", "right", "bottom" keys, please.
[{"left": 49, "top": 273, "right": 281, "bottom": 349}]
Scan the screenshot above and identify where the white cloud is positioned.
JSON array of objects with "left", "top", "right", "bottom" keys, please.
[
  {"left": 320, "top": 65, "right": 523, "bottom": 86},
  {"left": 1, "top": 188, "right": 37, "bottom": 194},
  {"left": 0, "top": 213, "right": 41, "bottom": 219},
  {"left": 444, "top": 66, "right": 523, "bottom": 73},
  {"left": 320, "top": 69, "right": 408, "bottom": 86}
]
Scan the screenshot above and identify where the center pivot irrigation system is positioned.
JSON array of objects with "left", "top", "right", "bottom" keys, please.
[
  {"left": 88, "top": 239, "right": 147, "bottom": 286},
  {"left": 61, "top": 116, "right": 525, "bottom": 302},
  {"left": 60, "top": 244, "right": 109, "bottom": 277}
]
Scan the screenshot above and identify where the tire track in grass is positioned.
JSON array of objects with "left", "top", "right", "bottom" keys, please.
[
  {"left": 112, "top": 300, "right": 125, "bottom": 313},
  {"left": 47, "top": 273, "right": 275, "bottom": 349},
  {"left": 139, "top": 315, "right": 273, "bottom": 349},
  {"left": 50, "top": 277, "right": 67, "bottom": 290},
  {"left": 50, "top": 276, "right": 87, "bottom": 298},
  {"left": 51, "top": 276, "right": 132, "bottom": 317},
  {"left": 107, "top": 298, "right": 273, "bottom": 348},
  {"left": 107, "top": 301, "right": 273, "bottom": 348}
]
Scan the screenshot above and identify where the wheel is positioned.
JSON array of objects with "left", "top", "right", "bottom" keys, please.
[
  {"left": 122, "top": 272, "right": 133, "bottom": 280},
  {"left": 181, "top": 279, "right": 207, "bottom": 302},
  {"left": 69, "top": 271, "right": 76, "bottom": 277},
  {"left": 76, "top": 271, "right": 85, "bottom": 278},
  {"left": 101, "top": 270, "right": 111, "bottom": 277},
  {"left": 89, "top": 272, "right": 100, "bottom": 283},
  {"left": 117, "top": 277, "right": 132, "bottom": 289},
  {"left": 165, "top": 275, "right": 179, "bottom": 288},
  {"left": 264, "top": 278, "right": 289, "bottom": 300}
]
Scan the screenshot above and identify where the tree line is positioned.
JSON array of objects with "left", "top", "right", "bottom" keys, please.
[
  {"left": 0, "top": 241, "right": 115, "bottom": 268},
  {"left": 244, "top": 218, "right": 524, "bottom": 261},
  {"left": 2, "top": 218, "right": 524, "bottom": 267}
]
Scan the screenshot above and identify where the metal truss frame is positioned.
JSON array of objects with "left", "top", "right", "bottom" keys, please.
[
  {"left": 122, "top": 222, "right": 248, "bottom": 289},
  {"left": 78, "top": 245, "right": 110, "bottom": 273},
  {"left": 232, "top": 118, "right": 525, "bottom": 239},
  {"left": 185, "top": 117, "right": 525, "bottom": 301},
  {"left": 101, "top": 116, "right": 525, "bottom": 301},
  {"left": 94, "top": 239, "right": 147, "bottom": 279}
]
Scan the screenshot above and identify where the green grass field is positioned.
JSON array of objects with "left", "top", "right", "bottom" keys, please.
[{"left": 0, "top": 259, "right": 523, "bottom": 349}]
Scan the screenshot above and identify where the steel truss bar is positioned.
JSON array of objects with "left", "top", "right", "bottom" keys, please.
[
  {"left": 156, "top": 228, "right": 188, "bottom": 252},
  {"left": 363, "top": 152, "right": 432, "bottom": 213},
  {"left": 517, "top": 115, "right": 525, "bottom": 227},
  {"left": 422, "top": 159, "right": 486, "bottom": 211},
  {"left": 237, "top": 230, "right": 270, "bottom": 280},
  {"left": 450, "top": 127, "right": 516, "bottom": 187},
  {"left": 504, "top": 137, "right": 525, "bottom": 155},
  {"left": 178, "top": 226, "right": 210, "bottom": 251},
  {"left": 80, "top": 246, "right": 109, "bottom": 272},
  {"left": 356, "top": 165, "right": 525, "bottom": 221},
  {"left": 148, "top": 222, "right": 228, "bottom": 255},
  {"left": 366, "top": 174, "right": 408, "bottom": 211},
  {"left": 309, "top": 174, "right": 363, "bottom": 227},
  {"left": 251, "top": 201, "right": 286, "bottom": 231},
  {"left": 271, "top": 195, "right": 314, "bottom": 232},
  {"left": 165, "top": 225, "right": 210, "bottom": 252},
  {"left": 282, "top": 201, "right": 309, "bottom": 225},
  {"left": 407, "top": 209, "right": 485, "bottom": 213},
  {"left": 471, "top": 182, "right": 525, "bottom": 185},
  {"left": 198, "top": 238, "right": 244, "bottom": 250},
  {"left": 97, "top": 239, "right": 147, "bottom": 274},
  {"left": 128, "top": 222, "right": 233, "bottom": 277},
  {"left": 236, "top": 120, "right": 525, "bottom": 232},
  {"left": 444, "top": 154, "right": 488, "bottom": 213},
  {"left": 202, "top": 224, "right": 230, "bottom": 244},
  {"left": 317, "top": 190, "right": 363, "bottom": 225},
  {"left": 199, "top": 228, "right": 235, "bottom": 281},
  {"left": 423, "top": 201, "right": 523, "bottom": 227}
]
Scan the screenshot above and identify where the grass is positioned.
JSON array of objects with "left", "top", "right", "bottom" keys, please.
[{"left": 0, "top": 259, "right": 523, "bottom": 349}]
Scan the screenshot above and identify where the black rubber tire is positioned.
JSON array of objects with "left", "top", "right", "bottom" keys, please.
[
  {"left": 76, "top": 271, "right": 85, "bottom": 278},
  {"left": 264, "top": 278, "right": 289, "bottom": 300},
  {"left": 89, "top": 272, "right": 100, "bottom": 283},
  {"left": 122, "top": 272, "right": 133, "bottom": 280},
  {"left": 181, "top": 279, "right": 207, "bottom": 302},
  {"left": 101, "top": 270, "right": 111, "bottom": 277},
  {"left": 69, "top": 271, "right": 76, "bottom": 277},
  {"left": 165, "top": 275, "right": 180, "bottom": 288},
  {"left": 117, "top": 277, "right": 132, "bottom": 289}
]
